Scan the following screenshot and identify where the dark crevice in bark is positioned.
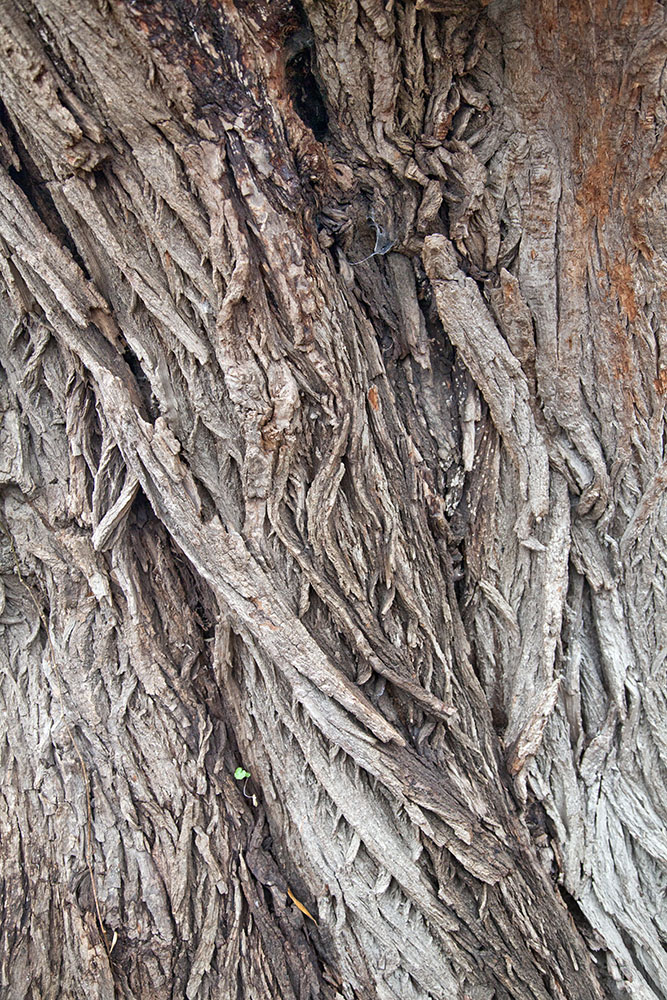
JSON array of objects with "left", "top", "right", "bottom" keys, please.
[
  {"left": 16, "top": 0, "right": 80, "bottom": 94},
  {"left": 122, "top": 344, "right": 158, "bottom": 420},
  {"left": 557, "top": 881, "right": 599, "bottom": 946},
  {"left": 285, "top": 36, "right": 329, "bottom": 141},
  {"left": 0, "top": 100, "right": 91, "bottom": 280}
]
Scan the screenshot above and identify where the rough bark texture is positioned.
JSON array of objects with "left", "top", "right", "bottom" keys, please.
[{"left": 0, "top": 1, "right": 666, "bottom": 998}]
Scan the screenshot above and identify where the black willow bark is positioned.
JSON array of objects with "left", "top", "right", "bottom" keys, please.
[{"left": 1, "top": 1, "right": 666, "bottom": 998}]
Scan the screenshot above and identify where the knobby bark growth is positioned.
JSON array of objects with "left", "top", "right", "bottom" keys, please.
[{"left": 0, "top": 1, "right": 666, "bottom": 998}]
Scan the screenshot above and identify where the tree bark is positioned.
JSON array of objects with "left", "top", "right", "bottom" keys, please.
[{"left": 0, "top": 0, "right": 666, "bottom": 997}]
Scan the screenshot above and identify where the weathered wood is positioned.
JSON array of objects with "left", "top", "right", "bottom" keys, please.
[{"left": 0, "top": 1, "right": 665, "bottom": 998}]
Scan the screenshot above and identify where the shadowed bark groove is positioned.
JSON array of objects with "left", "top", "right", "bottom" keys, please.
[{"left": 0, "top": 1, "right": 665, "bottom": 998}]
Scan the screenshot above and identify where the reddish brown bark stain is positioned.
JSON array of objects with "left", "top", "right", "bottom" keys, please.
[
  {"left": 621, "top": 0, "right": 657, "bottom": 24},
  {"left": 530, "top": 0, "right": 660, "bottom": 233},
  {"left": 528, "top": 0, "right": 660, "bottom": 434},
  {"left": 609, "top": 258, "right": 639, "bottom": 323},
  {"left": 367, "top": 386, "right": 379, "bottom": 411},
  {"left": 577, "top": 130, "right": 615, "bottom": 227}
]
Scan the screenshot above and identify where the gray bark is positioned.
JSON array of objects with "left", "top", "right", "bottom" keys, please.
[{"left": 0, "top": 0, "right": 666, "bottom": 998}]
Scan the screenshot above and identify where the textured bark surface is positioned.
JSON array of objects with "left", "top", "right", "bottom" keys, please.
[{"left": 1, "top": 0, "right": 666, "bottom": 998}]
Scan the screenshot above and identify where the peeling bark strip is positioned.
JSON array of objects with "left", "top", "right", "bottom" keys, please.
[{"left": 0, "top": 0, "right": 666, "bottom": 997}]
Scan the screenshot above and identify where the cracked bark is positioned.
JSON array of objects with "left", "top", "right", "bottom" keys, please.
[{"left": 0, "top": 1, "right": 666, "bottom": 998}]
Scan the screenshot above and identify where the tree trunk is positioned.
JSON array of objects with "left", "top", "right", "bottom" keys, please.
[{"left": 1, "top": 0, "right": 665, "bottom": 997}]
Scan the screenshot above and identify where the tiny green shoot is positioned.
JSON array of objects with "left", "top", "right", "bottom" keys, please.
[{"left": 234, "top": 767, "right": 251, "bottom": 780}]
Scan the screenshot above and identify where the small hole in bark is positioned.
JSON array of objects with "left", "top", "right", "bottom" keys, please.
[{"left": 194, "top": 477, "right": 218, "bottom": 525}]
